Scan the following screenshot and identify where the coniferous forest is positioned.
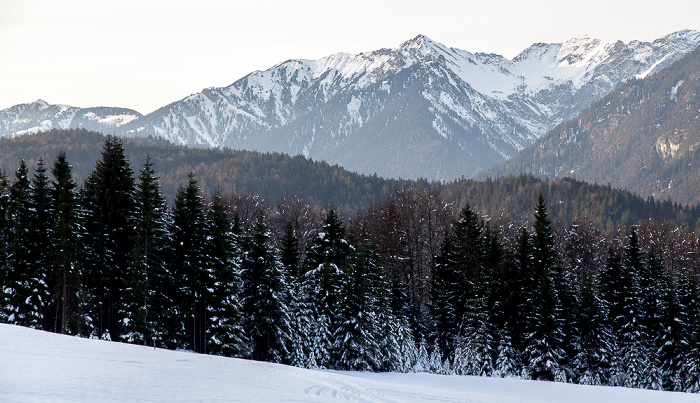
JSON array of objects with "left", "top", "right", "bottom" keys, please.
[{"left": 2, "top": 136, "right": 700, "bottom": 393}]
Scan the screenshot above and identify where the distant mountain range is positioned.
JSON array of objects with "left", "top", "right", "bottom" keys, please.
[
  {"left": 482, "top": 44, "right": 700, "bottom": 206},
  {"left": 1, "top": 30, "right": 699, "bottom": 180},
  {"left": 0, "top": 100, "right": 141, "bottom": 136}
]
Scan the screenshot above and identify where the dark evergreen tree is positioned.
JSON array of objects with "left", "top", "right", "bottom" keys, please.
[
  {"left": 302, "top": 209, "right": 351, "bottom": 365},
  {"left": 512, "top": 227, "right": 534, "bottom": 367},
  {"left": 0, "top": 171, "right": 11, "bottom": 323},
  {"left": 617, "top": 227, "right": 645, "bottom": 389},
  {"left": 30, "top": 158, "right": 54, "bottom": 331},
  {"left": 333, "top": 241, "right": 382, "bottom": 371},
  {"left": 206, "top": 188, "right": 247, "bottom": 357},
  {"left": 678, "top": 267, "right": 700, "bottom": 392},
  {"left": 122, "top": 157, "right": 171, "bottom": 345},
  {"left": 430, "top": 231, "right": 457, "bottom": 360},
  {"left": 80, "top": 136, "right": 137, "bottom": 340},
  {"left": 167, "top": 172, "right": 210, "bottom": 352},
  {"left": 6, "top": 160, "right": 42, "bottom": 327},
  {"left": 430, "top": 203, "right": 487, "bottom": 364},
  {"left": 280, "top": 221, "right": 301, "bottom": 280},
  {"left": 304, "top": 210, "right": 350, "bottom": 319},
  {"left": 571, "top": 273, "right": 605, "bottom": 385},
  {"left": 638, "top": 251, "right": 668, "bottom": 390},
  {"left": 241, "top": 213, "right": 291, "bottom": 363},
  {"left": 525, "top": 194, "right": 567, "bottom": 382},
  {"left": 50, "top": 152, "right": 80, "bottom": 335},
  {"left": 487, "top": 233, "right": 521, "bottom": 378},
  {"left": 450, "top": 203, "right": 485, "bottom": 333},
  {"left": 283, "top": 221, "right": 316, "bottom": 368},
  {"left": 597, "top": 248, "right": 624, "bottom": 384}
]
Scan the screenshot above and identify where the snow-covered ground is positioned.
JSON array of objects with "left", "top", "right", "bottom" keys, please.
[{"left": 1, "top": 324, "right": 696, "bottom": 402}]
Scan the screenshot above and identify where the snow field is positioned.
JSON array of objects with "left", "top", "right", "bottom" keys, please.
[{"left": 2, "top": 324, "right": 698, "bottom": 403}]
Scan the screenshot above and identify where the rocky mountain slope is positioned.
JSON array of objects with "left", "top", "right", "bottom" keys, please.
[
  {"left": 482, "top": 45, "right": 700, "bottom": 205},
  {"left": 2, "top": 31, "right": 699, "bottom": 180}
]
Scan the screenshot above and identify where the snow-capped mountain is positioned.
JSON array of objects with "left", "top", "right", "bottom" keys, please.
[
  {"left": 481, "top": 43, "right": 700, "bottom": 205},
  {"left": 0, "top": 100, "right": 141, "bottom": 137},
  {"left": 2, "top": 30, "right": 699, "bottom": 180}
]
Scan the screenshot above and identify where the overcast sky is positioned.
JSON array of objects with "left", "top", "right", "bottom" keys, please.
[{"left": 2, "top": 0, "right": 700, "bottom": 114}]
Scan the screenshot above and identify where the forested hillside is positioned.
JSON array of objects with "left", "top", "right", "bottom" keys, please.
[
  {"left": 483, "top": 45, "right": 700, "bottom": 205},
  {"left": 0, "top": 129, "right": 698, "bottom": 231},
  {"left": 1, "top": 136, "right": 700, "bottom": 392},
  {"left": 0, "top": 129, "right": 412, "bottom": 212}
]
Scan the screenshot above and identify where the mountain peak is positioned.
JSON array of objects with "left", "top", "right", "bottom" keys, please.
[
  {"left": 29, "top": 99, "right": 50, "bottom": 109},
  {"left": 399, "top": 34, "right": 442, "bottom": 54}
]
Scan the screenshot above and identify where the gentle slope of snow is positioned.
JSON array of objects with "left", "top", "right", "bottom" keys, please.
[{"left": 1, "top": 324, "right": 697, "bottom": 402}]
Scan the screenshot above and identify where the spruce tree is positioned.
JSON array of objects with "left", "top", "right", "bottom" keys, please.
[
  {"left": 491, "top": 249, "right": 522, "bottom": 378},
  {"left": 30, "top": 159, "right": 54, "bottom": 331},
  {"left": 6, "top": 160, "right": 42, "bottom": 327},
  {"left": 241, "top": 213, "right": 291, "bottom": 363},
  {"left": 302, "top": 209, "right": 351, "bottom": 365},
  {"left": 679, "top": 267, "right": 700, "bottom": 392},
  {"left": 206, "top": 188, "right": 247, "bottom": 357},
  {"left": 167, "top": 172, "right": 210, "bottom": 352},
  {"left": 638, "top": 251, "right": 668, "bottom": 390},
  {"left": 0, "top": 171, "right": 11, "bottom": 323},
  {"left": 50, "top": 151, "right": 80, "bottom": 335},
  {"left": 571, "top": 274, "right": 605, "bottom": 385},
  {"left": 597, "top": 248, "right": 624, "bottom": 385},
  {"left": 430, "top": 231, "right": 457, "bottom": 361},
  {"left": 512, "top": 227, "right": 534, "bottom": 367},
  {"left": 304, "top": 210, "right": 350, "bottom": 319},
  {"left": 525, "top": 194, "right": 567, "bottom": 382},
  {"left": 617, "top": 227, "right": 645, "bottom": 388},
  {"left": 80, "top": 136, "right": 137, "bottom": 339},
  {"left": 122, "top": 157, "right": 171, "bottom": 345},
  {"left": 675, "top": 267, "right": 700, "bottom": 391},
  {"left": 333, "top": 241, "right": 382, "bottom": 371},
  {"left": 450, "top": 204, "right": 485, "bottom": 333}
]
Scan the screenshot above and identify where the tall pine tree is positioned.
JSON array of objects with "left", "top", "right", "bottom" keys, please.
[
  {"left": 206, "top": 188, "right": 248, "bottom": 357},
  {"left": 167, "top": 172, "right": 210, "bottom": 352},
  {"left": 241, "top": 213, "right": 291, "bottom": 363},
  {"left": 6, "top": 160, "right": 42, "bottom": 327},
  {"left": 30, "top": 159, "right": 54, "bottom": 331},
  {"left": 123, "top": 156, "right": 171, "bottom": 345},
  {"left": 80, "top": 136, "right": 137, "bottom": 340},
  {"left": 525, "top": 194, "right": 567, "bottom": 382}
]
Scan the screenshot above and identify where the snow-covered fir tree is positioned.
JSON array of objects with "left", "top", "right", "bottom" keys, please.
[
  {"left": 525, "top": 194, "right": 567, "bottom": 382},
  {"left": 0, "top": 170, "right": 11, "bottom": 323},
  {"left": 166, "top": 172, "right": 210, "bottom": 352},
  {"left": 5, "top": 160, "right": 43, "bottom": 328},
  {"left": 302, "top": 209, "right": 351, "bottom": 366},
  {"left": 123, "top": 157, "right": 172, "bottom": 346},
  {"left": 29, "top": 159, "right": 53, "bottom": 331},
  {"left": 241, "top": 213, "right": 291, "bottom": 363},
  {"left": 206, "top": 188, "right": 248, "bottom": 357},
  {"left": 333, "top": 241, "right": 382, "bottom": 371}
]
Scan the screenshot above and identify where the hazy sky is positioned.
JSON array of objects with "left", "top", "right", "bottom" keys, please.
[{"left": 2, "top": 0, "right": 700, "bottom": 114}]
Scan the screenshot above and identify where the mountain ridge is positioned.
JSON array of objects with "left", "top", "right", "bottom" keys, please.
[
  {"left": 480, "top": 43, "right": 700, "bottom": 205},
  {"left": 1, "top": 31, "right": 699, "bottom": 180}
]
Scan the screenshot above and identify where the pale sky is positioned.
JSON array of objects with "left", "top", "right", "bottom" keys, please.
[{"left": 2, "top": 0, "right": 700, "bottom": 114}]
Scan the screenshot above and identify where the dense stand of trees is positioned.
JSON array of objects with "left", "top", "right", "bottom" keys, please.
[
  {"left": 2, "top": 129, "right": 699, "bottom": 232},
  {"left": 1, "top": 136, "right": 700, "bottom": 392}
]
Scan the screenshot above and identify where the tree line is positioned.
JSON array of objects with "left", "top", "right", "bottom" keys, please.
[
  {"left": 1, "top": 136, "right": 700, "bottom": 392},
  {"left": 2, "top": 129, "right": 699, "bottom": 231}
]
